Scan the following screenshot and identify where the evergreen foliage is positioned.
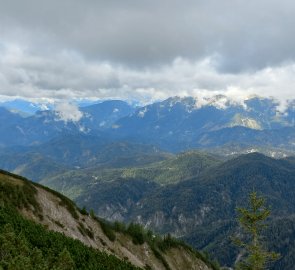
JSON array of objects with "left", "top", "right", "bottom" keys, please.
[
  {"left": 0, "top": 206, "right": 142, "bottom": 269},
  {"left": 234, "top": 192, "right": 279, "bottom": 270},
  {"left": 0, "top": 172, "right": 140, "bottom": 270},
  {"left": 0, "top": 169, "right": 218, "bottom": 270}
]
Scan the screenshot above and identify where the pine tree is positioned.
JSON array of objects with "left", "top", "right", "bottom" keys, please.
[
  {"left": 234, "top": 192, "right": 279, "bottom": 270},
  {"left": 53, "top": 248, "right": 75, "bottom": 270},
  {"left": 0, "top": 224, "right": 32, "bottom": 270}
]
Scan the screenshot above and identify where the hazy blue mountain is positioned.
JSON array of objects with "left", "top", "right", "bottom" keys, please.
[
  {"left": 0, "top": 107, "right": 85, "bottom": 146},
  {"left": 0, "top": 133, "right": 170, "bottom": 183},
  {"left": 0, "top": 96, "right": 294, "bottom": 154},
  {"left": 0, "top": 99, "right": 50, "bottom": 115},
  {"left": 0, "top": 152, "right": 69, "bottom": 181},
  {"left": 80, "top": 100, "right": 135, "bottom": 129},
  {"left": 29, "top": 134, "right": 167, "bottom": 168},
  {"left": 0, "top": 107, "right": 29, "bottom": 146},
  {"left": 110, "top": 96, "right": 295, "bottom": 151},
  {"left": 0, "top": 100, "right": 134, "bottom": 147},
  {"left": 196, "top": 126, "right": 295, "bottom": 151}
]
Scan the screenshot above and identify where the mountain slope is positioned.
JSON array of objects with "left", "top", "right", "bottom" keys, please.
[
  {"left": 0, "top": 152, "right": 68, "bottom": 181},
  {"left": 46, "top": 152, "right": 295, "bottom": 269},
  {"left": 80, "top": 100, "right": 135, "bottom": 129},
  {"left": 0, "top": 169, "right": 215, "bottom": 270},
  {"left": 109, "top": 96, "right": 295, "bottom": 152},
  {"left": 0, "top": 100, "right": 134, "bottom": 147},
  {"left": 41, "top": 151, "right": 221, "bottom": 202},
  {"left": 0, "top": 96, "right": 294, "bottom": 154},
  {"left": 196, "top": 126, "right": 295, "bottom": 151},
  {"left": 125, "top": 153, "right": 295, "bottom": 268},
  {"left": 0, "top": 135, "right": 170, "bottom": 182}
]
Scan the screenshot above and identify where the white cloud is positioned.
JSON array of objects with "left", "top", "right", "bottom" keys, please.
[
  {"left": 54, "top": 102, "right": 83, "bottom": 122},
  {"left": 0, "top": 43, "right": 295, "bottom": 110},
  {"left": 2, "top": 0, "right": 295, "bottom": 72},
  {"left": 0, "top": 1, "right": 295, "bottom": 108}
]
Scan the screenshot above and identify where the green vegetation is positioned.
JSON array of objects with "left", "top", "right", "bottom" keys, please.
[
  {"left": 0, "top": 171, "right": 140, "bottom": 270},
  {"left": 234, "top": 192, "right": 279, "bottom": 270},
  {"left": 98, "top": 220, "right": 116, "bottom": 242},
  {"left": 95, "top": 152, "right": 295, "bottom": 270},
  {"left": 0, "top": 206, "right": 140, "bottom": 270},
  {"left": 40, "top": 151, "right": 295, "bottom": 270},
  {"left": 0, "top": 152, "right": 68, "bottom": 182},
  {"left": 127, "top": 223, "right": 145, "bottom": 245},
  {"left": 120, "top": 151, "right": 221, "bottom": 185},
  {"left": 0, "top": 139, "right": 170, "bottom": 183},
  {"left": 0, "top": 169, "right": 80, "bottom": 220},
  {"left": 0, "top": 169, "right": 218, "bottom": 270},
  {"left": 0, "top": 170, "right": 40, "bottom": 214},
  {"left": 95, "top": 216, "right": 220, "bottom": 270},
  {"left": 41, "top": 150, "right": 221, "bottom": 200}
]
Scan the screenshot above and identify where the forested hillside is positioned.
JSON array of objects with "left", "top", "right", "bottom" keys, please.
[
  {"left": 0, "top": 170, "right": 216, "bottom": 270},
  {"left": 42, "top": 152, "right": 295, "bottom": 269}
]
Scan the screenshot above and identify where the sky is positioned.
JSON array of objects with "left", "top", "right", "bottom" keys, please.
[{"left": 0, "top": 0, "right": 295, "bottom": 107}]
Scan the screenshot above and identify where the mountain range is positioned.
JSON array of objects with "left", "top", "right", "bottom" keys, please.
[
  {"left": 0, "top": 95, "right": 294, "bottom": 154},
  {"left": 1, "top": 95, "right": 295, "bottom": 269}
]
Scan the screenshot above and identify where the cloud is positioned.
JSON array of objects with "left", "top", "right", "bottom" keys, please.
[
  {"left": 0, "top": 44, "right": 295, "bottom": 108},
  {"left": 0, "top": 1, "right": 295, "bottom": 106},
  {"left": 54, "top": 102, "right": 83, "bottom": 122},
  {"left": 1, "top": 0, "right": 295, "bottom": 71}
]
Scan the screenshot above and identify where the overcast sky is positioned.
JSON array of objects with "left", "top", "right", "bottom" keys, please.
[{"left": 0, "top": 0, "right": 295, "bottom": 105}]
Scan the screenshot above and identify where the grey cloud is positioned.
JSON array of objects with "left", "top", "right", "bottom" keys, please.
[
  {"left": 0, "top": 0, "right": 295, "bottom": 106},
  {"left": 1, "top": 46, "right": 295, "bottom": 105},
  {"left": 1, "top": 0, "right": 295, "bottom": 71}
]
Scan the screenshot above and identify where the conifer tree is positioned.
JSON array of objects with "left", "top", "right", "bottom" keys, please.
[
  {"left": 53, "top": 248, "right": 75, "bottom": 270},
  {"left": 234, "top": 192, "right": 279, "bottom": 270}
]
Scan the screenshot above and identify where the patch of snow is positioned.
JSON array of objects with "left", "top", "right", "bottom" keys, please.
[
  {"left": 16, "top": 125, "right": 25, "bottom": 135},
  {"left": 138, "top": 107, "right": 148, "bottom": 118},
  {"left": 79, "top": 125, "right": 88, "bottom": 133},
  {"left": 193, "top": 93, "right": 248, "bottom": 110},
  {"left": 99, "top": 121, "right": 106, "bottom": 127},
  {"left": 246, "top": 149, "right": 258, "bottom": 153}
]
